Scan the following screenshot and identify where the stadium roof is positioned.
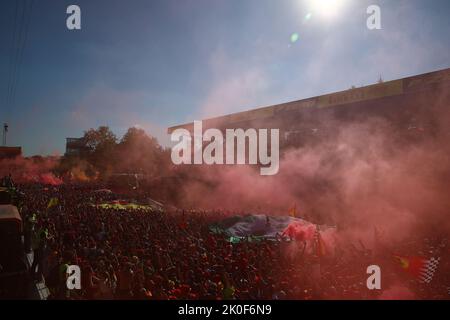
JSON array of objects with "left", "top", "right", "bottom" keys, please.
[{"left": 168, "top": 67, "right": 450, "bottom": 133}]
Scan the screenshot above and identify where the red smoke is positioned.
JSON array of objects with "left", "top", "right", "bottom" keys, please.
[
  {"left": 283, "top": 221, "right": 316, "bottom": 242},
  {"left": 0, "top": 156, "right": 63, "bottom": 185},
  {"left": 38, "top": 172, "right": 63, "bottom": 185},
  {"left": 378, "top": 284, "right": 416, "bottom": 300},
  {"left": 166, "top": 90, "right": 450, "bottom": 249}
]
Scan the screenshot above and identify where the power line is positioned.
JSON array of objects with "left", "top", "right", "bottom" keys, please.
[
  {"left": 6, "top": 0, "right": 26, "bottom": 117},
  {"left": 5, "top": 0, "right": 34, "bottom": 120},
  {"left": 8, "top": 0, "right": 29, "bottom": 112},
  {"left": 9, "top": 0, "right": 34, "bottom": 114},
  {"left": 4, "top": 0, "right": 20, "bottom": 116}
]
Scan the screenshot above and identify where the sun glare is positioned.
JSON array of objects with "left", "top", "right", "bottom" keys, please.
[{"left": 308, "top": 0, "right": 348, "bottom": 19}]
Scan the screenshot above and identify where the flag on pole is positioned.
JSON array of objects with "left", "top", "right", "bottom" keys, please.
[
  {"left": 314, "top": 225, "right": 327, "bottom": 258},
  {"left": 288, "top": 204, "right": 297, "bottom": 218},
  {"left": 47, "top": 197, "right": 59, "bottom": 209},
  {"left": 393, "top": 255, "right": 440, "bottom": 283}
]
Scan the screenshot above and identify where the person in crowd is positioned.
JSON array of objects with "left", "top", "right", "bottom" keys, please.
[
  {"left": 30, "top": 226, "right": 50, "bottom": 280},
  {"left": 12, "top": 182, "right": 450, "bottom": 300}
]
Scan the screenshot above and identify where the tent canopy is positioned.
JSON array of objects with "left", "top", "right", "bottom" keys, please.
[{"left": 0, "top": 205, "right": 22, "bottom": 232}]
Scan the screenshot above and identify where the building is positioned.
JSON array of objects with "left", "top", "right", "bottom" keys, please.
[
  {"left": 65, "top": 137, "right": 88, "bottom": 157},
  {"left": 0, "top": 147, "right": 22, "bottom": 159},
  {"left": 168, "top": 68, "right": 450, "bottom": 151}
]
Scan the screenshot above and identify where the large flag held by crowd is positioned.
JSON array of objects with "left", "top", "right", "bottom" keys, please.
[
  {"left": 393, "top": 255, "right": 441, "bottom": 283},
  {"left": 210, "top": 214, "right": 335, "bottom": 246},
  {"left": 90, "top": 197, "right": 164, "bottom": 212}
]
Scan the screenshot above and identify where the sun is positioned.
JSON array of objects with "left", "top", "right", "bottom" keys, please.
[{"left": 308, "top": 0, "right": 348, "bottom": 19}]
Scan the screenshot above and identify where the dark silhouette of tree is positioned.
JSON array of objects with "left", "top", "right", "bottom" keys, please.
[
  {"left": 58, "top": 125, "right": 171, "bottom": 181},
  {"left": 82, "top": 126, "right": 118, "bottom": 176},
  {"left": 116, "top": 127, "right": 166, "bottom": 177}
]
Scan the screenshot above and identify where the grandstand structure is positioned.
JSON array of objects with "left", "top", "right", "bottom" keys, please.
[
  {"left": 65, "top": 137, "right": 88, "bottom": 157},
  {"left": 168, "top": 68, "right": 450, "bottom": 151},
  {"left": 0, "top": 147, "right": 22, "bottom": 159}
]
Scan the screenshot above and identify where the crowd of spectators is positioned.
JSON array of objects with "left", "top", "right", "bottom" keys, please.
[{"left": 16, "top": 183, "right": 450, "bottom": 300}]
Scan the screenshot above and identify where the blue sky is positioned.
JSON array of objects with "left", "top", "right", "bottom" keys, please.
[{"left": 0, "top": 0, "right": 449, "bottom": 156}]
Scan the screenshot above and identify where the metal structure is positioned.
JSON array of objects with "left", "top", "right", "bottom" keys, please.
[{"left": 2, "top": 123, "right": 8, "bottom": 146}]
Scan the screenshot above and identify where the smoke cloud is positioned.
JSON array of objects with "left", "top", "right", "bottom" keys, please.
[
  {"left": 0, "top": 156, "right": 62, "bottom": 185},
  {"left": 167, "top": 90, "right": 450, "bottom": 247}
]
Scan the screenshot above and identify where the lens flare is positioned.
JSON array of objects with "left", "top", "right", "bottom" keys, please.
[{"left": 308, "top": 0, "right": 348, "bottom": 19}]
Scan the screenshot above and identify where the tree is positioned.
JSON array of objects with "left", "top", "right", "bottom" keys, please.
[
  {"left": 83, "top": 126, "right": 117, "bottom": 152},
  {"left": 82, "top": 126, "right": 118, "bottom": 175},
  {"left": 58, "top": 125, "right": 170, "bottom": 180},
  {"left": 116, "top": 127, "right": 165, "bottom": 177}
]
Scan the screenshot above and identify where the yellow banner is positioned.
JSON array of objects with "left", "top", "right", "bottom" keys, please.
[{"left": 317, "top": 79, "right": 404, "bottom": 108}]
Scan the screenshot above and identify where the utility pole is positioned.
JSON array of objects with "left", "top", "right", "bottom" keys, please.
[{"left": 3, "top": 123, "right": 8, "bottom": 146}]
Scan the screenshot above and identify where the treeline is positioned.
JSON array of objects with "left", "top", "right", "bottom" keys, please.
[{"left": 57, "top": 126, "right": 171, "bottom": 179}]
